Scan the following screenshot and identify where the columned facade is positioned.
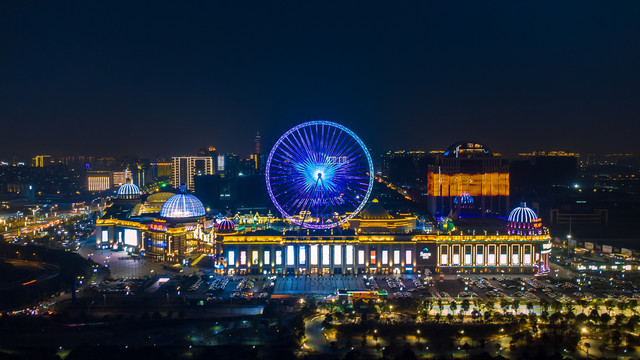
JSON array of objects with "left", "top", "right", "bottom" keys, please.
[{"left": 220, "top": 233, "right": 551, "bottom": 275}]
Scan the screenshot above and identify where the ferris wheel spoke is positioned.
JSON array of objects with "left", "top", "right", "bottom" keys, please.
[
  {"left": 326, "top": 129, "right": 349, "bottom": 161},
  {"left": 271, "top": 150, "right": 300, "bottom": 165},
  {"left": 303, "top": 125, "right": 321, "bottom": 164},
  {"left": 279, "top": 137, "right": 308, "bottom": 165},
  {"left": 276, "top": 177, "right": 315, "bottom": 196},
  {"left": 294, "top": 128, "right": 316, "bottom": 163},
  {"left": 333, "top": 141, "right": 363, "bottom": 163}
]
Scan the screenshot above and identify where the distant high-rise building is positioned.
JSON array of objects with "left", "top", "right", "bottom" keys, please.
[
  {"left": 172, "top": 156, "right": 214, "bottom": 191},
  {"left": 112, "top": 170, "right": 129, "bottom": 187},
  {"left": 87, "top": 171, "right": 112, "bottom": 192},
  {"left": 217, "top": 155, "right": 225, "bottom": 173},
  {"left": 151, "top": 162, "right": 172, "bottom": 179},
  {"left": 61, "top": 155, "right": 95, "bottom": 169},
  {"left": 32, "top": 155, "right": 52, "bottom": 167},
  {"left": 250, "top": 132, "right": 264, "bottom": 171},
  {"left": 253, "top": 132, "right": 261, "bottom": 155}
]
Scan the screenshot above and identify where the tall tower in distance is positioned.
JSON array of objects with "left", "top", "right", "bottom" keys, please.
[
  {"left": 253, "top": 132, "right": 261, "bottom": 156},
  {"left": 251, "top": 132, "right": 262, "bottom": 170}
]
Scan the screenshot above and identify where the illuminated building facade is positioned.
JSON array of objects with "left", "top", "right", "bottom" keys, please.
[
  {"left": 87, "top": 171, "right": 112, "bottom": 191},
  {"left": 151, "top": 162, "right": 172, "bottom": 179},
  {"left": 96, "top": 186, "right": 215, "bottom": 259},
  {"left": 427, "top": 141, "right": 509, "bottom": 217},
  {"left": 218, "top": 229, "right": 550, "bottom": 276},
  {"left": 96, "top": 189, "right": 551, "bottom": 273},
  {"left": 112, "top": 170, "right": 129, "bottom": 187},
  {"left": 32, "top": 155, "right": 52, "bottom": 167},
  {"left": 171, "top": 156, "right": 214, "bottom": 191},
  {"left": 218, "top": 203, "right": 550, "bottom": 276}
]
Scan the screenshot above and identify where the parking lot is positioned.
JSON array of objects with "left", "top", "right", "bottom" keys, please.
[{"left": 75, "top": 241, "right": 640, "bottom": 308}]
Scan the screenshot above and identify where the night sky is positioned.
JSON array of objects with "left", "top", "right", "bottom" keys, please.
[{"left": 1, "top": 1, "right": 639, "bottom": 159}]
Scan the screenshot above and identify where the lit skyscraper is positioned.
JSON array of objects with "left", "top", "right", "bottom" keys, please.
[{"left": 172, "top": 156, "right": 214, "bottom": 191}]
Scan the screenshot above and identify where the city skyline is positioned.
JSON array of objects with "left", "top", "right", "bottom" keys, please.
[
  {"left": 1, "top": 2, "right": 640, "bottom": 158},
  {"left": 2, "top": 3, "right": 640, "bottom": 360}
]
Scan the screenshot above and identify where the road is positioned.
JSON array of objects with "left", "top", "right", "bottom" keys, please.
[
  {"left": 304, "top": 314, "right": 332, "bottom": 353},
  {"left": 0, "top": 258, "right": 60, "bottom": 291}
]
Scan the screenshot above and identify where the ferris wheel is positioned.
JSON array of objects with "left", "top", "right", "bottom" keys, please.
[{"left": 265, "top": 121, "right": 374, "bottom": 229}]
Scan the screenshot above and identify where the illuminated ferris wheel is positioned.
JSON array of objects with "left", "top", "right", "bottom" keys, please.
[{"left": 265, "top": 121, "right": 374, "bottom": 230}]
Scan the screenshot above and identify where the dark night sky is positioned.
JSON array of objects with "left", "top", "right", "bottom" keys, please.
[{"left": 1, "top": 1, "right": 639, "bottom": 160}]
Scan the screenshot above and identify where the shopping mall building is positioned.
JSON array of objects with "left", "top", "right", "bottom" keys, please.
[{"left": 96, "top": 182, "right": 551, "bottom": 274}]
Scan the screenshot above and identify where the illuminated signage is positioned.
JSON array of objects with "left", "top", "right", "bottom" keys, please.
[{"left": 419, "top": 247, "right": 432, "bottom": 260}]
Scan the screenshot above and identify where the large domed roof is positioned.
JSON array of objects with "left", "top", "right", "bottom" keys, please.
[
  {"left": 159, "top": 193, "right": 206, "bottom": 218},
  {"left": 508, "top": 202, "right": 538, "bottom": 223},
  {"left": 507, "top": 202, "right": 543, "bottom": 235},
  {"left": 117, "top": 183, "right": 141, "bottom": 198},
  {"left": 216, "top": 219, "right": 236, "bottom": 233}
]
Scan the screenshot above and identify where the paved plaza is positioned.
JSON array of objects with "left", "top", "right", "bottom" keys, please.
[
  {"left": 77, "top": 239, "right": 198, "bottom": 279},
  {"left": 273, "top": 276, "right": 366, "bottom": 295}
]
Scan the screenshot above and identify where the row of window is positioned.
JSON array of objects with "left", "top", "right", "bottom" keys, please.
[
  {"left": 227, "top": 245, "right": 413, "bottom": 267},
  {"left": 440, "top": 244, "right": 535, "bottom": 266}
]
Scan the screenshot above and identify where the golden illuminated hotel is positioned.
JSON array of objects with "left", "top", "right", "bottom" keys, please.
[{"left": 427, "top": 141, "right": 510, "bottom": 217}]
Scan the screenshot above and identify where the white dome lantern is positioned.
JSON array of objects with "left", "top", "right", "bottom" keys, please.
[{"left": 159, "top": 186, "right": 206, "bottom": 218}]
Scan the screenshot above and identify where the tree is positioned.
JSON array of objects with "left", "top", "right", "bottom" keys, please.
[
  {"left": 614, "top": 313, "right": 627, "bottom": 327},
  {"left": 565, "top": 311, "right": 576, "bottom": 322},
  {"left": 576, "top": 313, "right": 588, "bottom": 324},
  {"left": 450, "top": 300, "right": 458, "bottom": 315},
  {"left": 423, "top": 298, "right": 433, "bottom": 315},
  {"left": 588, "top": 308, "right": 599, "bottom": 323},
  {"left": 484, "top": 310, "right": 492, "bottom": 323},
  {"left": 485, "top": 299, "right": 495, "bottom": 313},
  {"left": 500, "top": 299, "right": 510, "bottom": 314},
  {"left": 529, "top": 313, "right": 538, "bottom": 329},
  {"left": 604, "top": 299, "right": 615, "bottom": 314},
  {"left": 461, "top": 299, "right": 471, "bottom": 315},
  {"left": 539, "top": 299, "right": 549, "bottom": 313},
  {"left": 512, "top": 299, "right": 520, "bottom": 315},
  {"left": 585, "top": 341, "right": 591, "bottom": 357},
  {"left": 628, "top": 299, "right": 638, "bottom": 315},
  {"left": 526, "top": 301, "right": 535, "bottom": 314},
  {"left": 627, "top": 314, "right": 640, "bottom": 331},
  {"left": 617, "top": 300, "right": 628, "bottom": 315},
  {"left": 565, "top": 301, "right": 575, "bottom": 314},
  {"left": 462, "top": 342, "right": 470, "bottom": 355},
  {"left": 610, "top": 329, "right": 622, "bottom": 351},
  {"left": 600, "top": 313, "right": 611, "bottom": 326},
  {"left": 577, "top": 299, "right": 588, "bottom": 314}
]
